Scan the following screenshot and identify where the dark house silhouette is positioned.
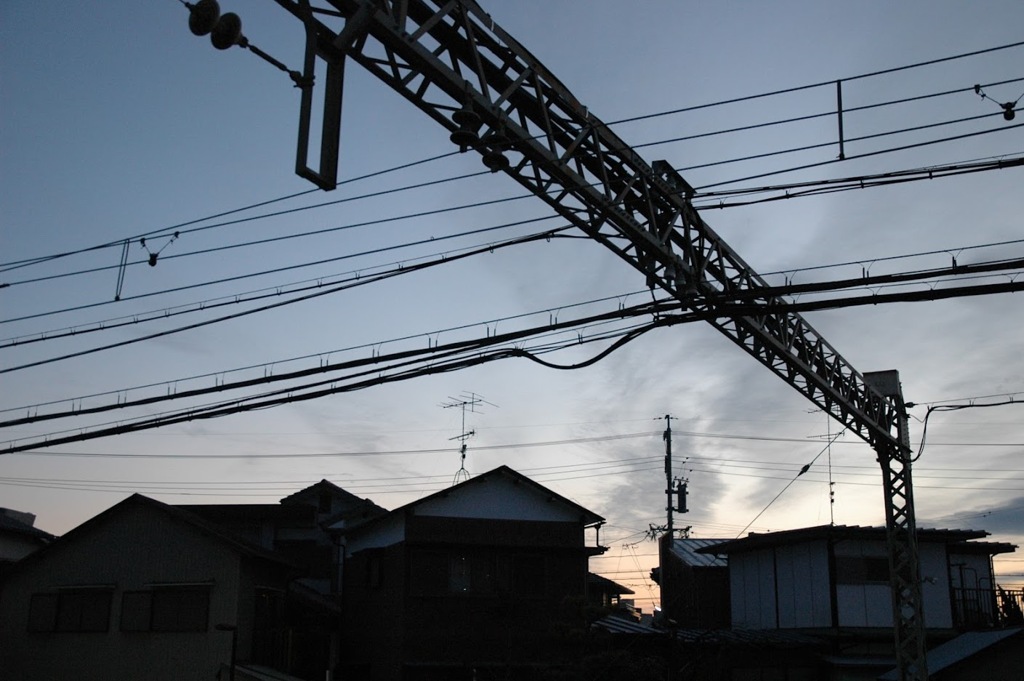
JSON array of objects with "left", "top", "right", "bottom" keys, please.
[
  {"left": 1, "top": 468, "right": 615, "bottom": 680},
  {"left": 339, "top": 465, "right": 608, "bottom": 681},
  {"left": 0, "top": 494, "right": 331, "bottom": 681}
]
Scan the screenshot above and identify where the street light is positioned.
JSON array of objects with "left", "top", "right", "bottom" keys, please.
[{"left": 215, "top": 623, "right": 237, "bottom": 681}]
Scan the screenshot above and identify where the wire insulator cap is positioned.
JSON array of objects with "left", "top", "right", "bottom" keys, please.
[
  {"left": 210, "top": 12, "right": 243, "bottom": 50},
  {"left": 187, "top": 0, "right": 221, "bottom": 37}
]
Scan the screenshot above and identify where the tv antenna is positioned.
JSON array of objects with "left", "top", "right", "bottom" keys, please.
[{"left": 440, "top": 392, "right": 496, "bottom": 485}]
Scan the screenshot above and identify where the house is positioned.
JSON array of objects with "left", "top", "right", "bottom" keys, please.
[
  {"left": 587, "top": 571, "right": 634, "bottom": 611},
  {"left": 697, "top": 525, "right": 1016, "bottom": 633},
  {"left": 694, "top": 524, "right": 1018, "bottom": 679},
  {"left": 0, "top": 508, "right": 55, "bottom": 576},
  {"left": 181, "top": 479, "right": 386, "bottom": 595},
  {"left": 337, "top": 465, "right": 608, "bottom": 681},
  {"left": 653, "top": 536, "right": 730, "bottom": 629},
  {"left": 0, "top": 494, "right": 337, "bottom": 681}
]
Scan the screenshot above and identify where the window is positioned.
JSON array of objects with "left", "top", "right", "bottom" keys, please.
[
  {"left": 120, "top": 586, "right": 210, "bottom": 632},
  {"left": 411, "top": 548, "right": 499, "bottom": 593},
  {"left": 27, "top": 593, "right": 57, "bottom": 633},
  {"left": 28, "top": 589, "right": 111, "bottom": 633},
  {"left": 835, "top": 556, "right": 890, "bottom": 585}
]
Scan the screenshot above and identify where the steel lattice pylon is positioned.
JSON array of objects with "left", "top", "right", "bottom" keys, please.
[{"left": 246, "top": 1, "right": 928, "bottom": 676}]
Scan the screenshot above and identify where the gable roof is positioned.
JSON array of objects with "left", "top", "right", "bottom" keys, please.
[
  {"left": 345, "top": 465, "right": 604, "bottom": 536},
  {"left": 280, "top": 479, "right": 369, "bottom": 507},
  {"left": 3, "top": 494, "right": 294, "bottom": 579},
  {"left": 696, "top": 525, "right": 994, "bottom": 555}
]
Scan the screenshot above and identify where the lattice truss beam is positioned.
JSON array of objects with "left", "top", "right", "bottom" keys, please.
[{"left": 277, "top": 0, "right": 902, "bottom": 450}]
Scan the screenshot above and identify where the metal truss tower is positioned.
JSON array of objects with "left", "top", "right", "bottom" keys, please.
[{"left": 190, "top": 1, "right": 929, "bottom": 676}]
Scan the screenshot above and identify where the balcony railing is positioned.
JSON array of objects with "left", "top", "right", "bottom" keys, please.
[{"left": 952, "top": 587, "right": 1024, "bottom": 629}]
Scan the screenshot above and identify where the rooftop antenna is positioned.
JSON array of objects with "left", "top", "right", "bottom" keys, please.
[{"left": 440, "top": 392, "right": 496, "bottom": 485}]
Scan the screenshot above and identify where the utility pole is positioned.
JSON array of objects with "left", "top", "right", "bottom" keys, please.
[{"left": 664, "top": 414, "right": 674, "bottom": 538}]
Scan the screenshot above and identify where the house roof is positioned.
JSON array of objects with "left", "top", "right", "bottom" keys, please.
[
  {"left": 668, "top": 537, "right": 729, "bottom": 567},
  {"left": 0, "top": 509, "right": 56, "bottom": 543},
  {"left": 695, "top": 524, "right": 993, "bottom": 555},
  {"left": 279, "top": 479, "right": 369, "bottom": 507},
  {"left": 344, "top": 465, "right": 604, "bottom": 536},
  {"left": 176, "top": 503, "right": 316, "bottom": 525},
  {"left": 588, "top": 572, "right": 634, "bottom": 596},
  {"left": 3, "top": 494, "right": 295, "bottom": 579},
  {"left": 878, "top": 627, "right": 1024, "bottom": 680},
  {"left": 592, "top": 616, "right": 823, "bottom": 647},
  {"left": 948, "top": 540, "right": 1018, "bottom": 556}
]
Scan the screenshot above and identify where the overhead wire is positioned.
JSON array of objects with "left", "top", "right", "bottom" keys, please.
[
  {"left": 4, "top": 43, "right": 1020, "bottom": 284},
  {"left": 1, "top": 287, "right": 658, "bottom": 417},
  {"left": 0, "top": 192, "right": 539, "bottom": 293},
  {"left": 4, "top": 41, "right": 1019, "bottom": 456},
  {"left": 1, "top": 306, "right": 691, "bottom": 450},
  {"left": 733, "top": 428, "right": 849, "bottom": 538},
  {"left": 6, "top": 164, "right": 1022, "bottom": 346},
  {"left": 0, "top": 225, "right": 576, "bottom": 373}
]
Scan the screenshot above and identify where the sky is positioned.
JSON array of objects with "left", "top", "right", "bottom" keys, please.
[{"left": 2, "top": 1, "right": 1023, "bottom": 612}]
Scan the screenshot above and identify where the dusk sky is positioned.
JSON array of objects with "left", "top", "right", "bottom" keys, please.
[{"left": 3, "top": 1, "right": 1023, "bottom": 612}]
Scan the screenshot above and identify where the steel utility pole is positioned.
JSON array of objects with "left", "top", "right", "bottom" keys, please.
[
  {"left": 184, "top": 2, "right": 928, "bottom": 676},
  {"left": 664, "top": 415, "right": 674, "bottom": 538}
]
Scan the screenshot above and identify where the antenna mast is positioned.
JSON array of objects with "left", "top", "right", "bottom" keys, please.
[{"left": 440, "top": 392, "right": 495, "bottom": 485}]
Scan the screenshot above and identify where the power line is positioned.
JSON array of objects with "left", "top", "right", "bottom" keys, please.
[
  {"left": 1, "top": 287, "right": 654, "bottom": 416},
  {"left": 5, "top": 43, "right": 1020, "bottom": 281},
  {"left": 0, "top": 227, "right": 573, "bottom": 373},
  {"left": 0, "top": 311, "right": 682, "bottom": 451}
]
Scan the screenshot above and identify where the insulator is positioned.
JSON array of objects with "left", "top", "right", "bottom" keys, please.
[
  {"left": 188, "top": 0, "right": 221, "bottom": 36},
  {"left": 482, "top": 150, "right": 509, "bottom": 172},
  {"left": 482, "top": 130, "right": 509, "bottom": 149},
  {"left": 210, "top": 12, "right": 243, "bottom": 50},
  {"left": 452, "top": 105, "right": 481, "bottom": 130},
  {"left": 449, "top": 128, "right": 479, "bottom": 148},
  {"left": 449, "top": 104, "right": 481, "bottom": 150}
]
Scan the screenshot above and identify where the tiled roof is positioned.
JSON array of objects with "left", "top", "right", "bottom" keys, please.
[{"left": 592, "top": 615, "right": 822, "bottom": 647}]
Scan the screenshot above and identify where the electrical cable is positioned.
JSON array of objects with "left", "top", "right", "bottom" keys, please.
[
  {"left": 0, "top": 152, "right": 461, "bottom": 274},
  {"left": 733, "top": 428, "right": 849, "bottom": 538},
  {"left": 694, "top": 155, "right": 1024, "bottom": 209},
  {"left": 1, "top": 302, "right": 687, "bottom": 435},
  {"left": 1, "top": 211, "right": 563, "bottom": 327},
  {"left": 0, "top": 191, "right": 537, "bottom": 292},
  {"left": 5, "top": 51, "right": 1019, "bottom": 280},
  {"left": 607, "top": 41, "right": 1024, "bottom": 127},
  {"left": 692, "top": 117, "right": 1024, "bottom": 190},
  {"left": 913, "top": 399, "right": 1024, "bottom": 462},
  {"left": 1, "top": 286, "right": 657, "bottom": 416}
]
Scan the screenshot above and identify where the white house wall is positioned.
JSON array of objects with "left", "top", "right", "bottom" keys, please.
[
  {"left": 730, "top": 548, "right": 777, "bottom": 629},
  {"left": 948, "top": 552, "right": 995, "bottom": 591},
  {"left": 920, "top": 542, "right": 953, "bottom": 628},
  {"left": 835, "top": 538, "right": 891, "bottom": 627},
  {"left": 775, "top": 540, "right": 831, "bottom": 628}
]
